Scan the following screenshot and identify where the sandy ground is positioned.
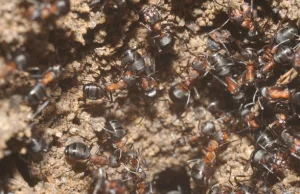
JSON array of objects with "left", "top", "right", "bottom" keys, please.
[{"left": 0, "top": 0, "right": 300, "bottom": 193}]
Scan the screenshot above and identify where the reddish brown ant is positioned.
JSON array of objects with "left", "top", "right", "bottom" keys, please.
[
  {"left": 105, "top": 71, "right": 137, "bottom": 92},
  {"left": 238, "top": 102, "right": 262, "bottom": 132},
  {"left": 26, "top": 65, "right": 63, "bottom": 119},
  {"left": 214, "top": 0, "right": 261, "bottom": 43},
  {"left": 140, "top": 1, "right": 184, "bottom": 53},
  {"left": 169, "top": 55, "right": 209, "bottom": 106},
  {"left": 224, "top": 75, "right": 245, "bottom": 101}
]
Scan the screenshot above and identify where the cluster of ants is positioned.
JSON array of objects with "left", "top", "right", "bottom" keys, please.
[
  {"left": 71, "top": 0, "right": 300, "bottom": 193},
  {"left": 1, "top": 0, "right": 300, "bottom": 193}
]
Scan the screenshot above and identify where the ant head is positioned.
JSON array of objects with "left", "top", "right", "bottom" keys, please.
[
  {"left": 241, "top": 47, "right": 257, "bottom": 61},
  {"left": 13, "top": 51, "right": 30, "bottom": 70}
]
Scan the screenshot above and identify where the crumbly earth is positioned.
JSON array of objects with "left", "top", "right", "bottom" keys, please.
[{"left": 0, "top": 0, "right": 299, "bottom": 194}]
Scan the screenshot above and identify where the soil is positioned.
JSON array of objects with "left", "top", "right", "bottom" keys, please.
[{"left": 0, "top": 0, "right": 299, "bottom": 194}]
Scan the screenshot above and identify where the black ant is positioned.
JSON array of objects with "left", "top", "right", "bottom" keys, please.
[
  {"left": 25, "top": 0, "right": 70, "bottom": 21},
  {"left": 26, "top": 65, "right": 63, "bottom": 119}
]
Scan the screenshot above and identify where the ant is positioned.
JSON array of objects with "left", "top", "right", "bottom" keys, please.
[
  {"left": 64, "top": 141, "right": 123, "bottom": 168},
  {"left": 186, "top": 118, "right": 234, "bottom": 186},
  {"left": 82, "top": 71, "right": 136, "bottom": 102},
  {"left": 83, "top": 83, "right": 108, "bottom": 101},
  {"left": 294, "top": 47, "right": 300, "bottom": 71},
  {"left": 136, "top": 181, "right": 154, "bottom": 194},
  {"left": 260, "top": 86, "right": 300, "bottom": 109},
  {"left": 249, "top": 148, "right": 286, "bottom": 179},
  {"left": 186, "top": 158, "right": 213, "bottom": 186},
  {"left": 140, "top": 1, "right": 180, "bottom": 53},
  {"left": 274, "top": 25, "right": 299, "bottom": 47},
  {"left": 90, "top": 168, "right": 128, "bottom": 194},
  {"left": 253, "top": 129, "right": 281, "bottom": 152},
  {"left": 214, "top": 0, "right": 262, "bottom": 44},
  {"left": 276, "top": 47, "right": 300, "bottom": 85},
  {"left": 0, "top": 51, "right": 30, "bottom": 79},
  {"left": 168, "top": 55, "right": 210, "bottom": 106},
  {"left": 256, "top": 27, "right": 299, "bottom": 83},
  {"left": 234, "top": 47, "right": 258, "bottom": 87},
  {"left": 207, "top": 52, "right": 247, "bottom": 102},
  {"left": 28, "top": 137, "right": 49, "bottom": 154},
  {"left": 64, "top": 142, "right": 91, "bottom": 161},
  {"left": 26, "top": 65, "right": 63, "bottom": 119},
  {"left": 83, "top": 49, "right": 158, "bottom": 101},
  {"left": 102, "top": 119, "right": 148, "bottom": 171},
  {"left": 199, "top": 120, "right": 230, "bottom": 145},
  {"left": 25, "top": 0, "right": 70, "bottom": 21},
  {"left": 207, "top": 28, "right": 232, "bottom": 50}
]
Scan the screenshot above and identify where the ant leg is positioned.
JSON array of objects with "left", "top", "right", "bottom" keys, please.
[
  {"left": 139, "top": 22, "right": 152, "bottom": 32},
  {"left": 92, "top": 168, "right": 106, "bottom": 194},
  {"left": 149, "top": 182, "right": 154, "bottom": 194},
  {"left": 250, "top": 0, "right": 254, "bottom": 15},
  {"left": 113, "top": 148, "right": 122, "bottom": 160},
  {"left": 293, "top": 42, "right": 300, "bottom": 50},
  {"left": 137, "top": 148, "right": 149, "bottom": 170},
  {"left": 134, "top": 159, "right": 140, "bottom": 172},
  {"left": 244, "top": 89, "right": 258, "bottom": 108},
  {"left": 193, "top": 87, "right": 200, "bottom": 100},
  {"left": 28, "top": 99, "right": 51, "bottom": 120},
  {"left": 185, "top": 90, "right": 191, "bottom": 109},
  {"left": 207, "top": 19, "right": 230, "bottom": 36},
  {"left": 186, "top": 158, "right": 200, "bottom": 164},
  {"left": 170, "top": 133, "right": 177, "bottom": 155},
  {"left": 210, "top": 72, "right": 228, "bottom": 87},
  {"left": 137, "top": 96, "right": 156, "bottom": 125},
  {"left": 257, "top": 97, "right": 264, "bottom": 110},
  {"left": 121, "top": 163, "right": 139, "bottom": 176},
  {"left": 291, "top": 153, "right": 300, "bottom": 161}
]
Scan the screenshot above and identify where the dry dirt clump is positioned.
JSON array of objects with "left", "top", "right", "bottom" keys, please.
[{"left": 0, "top": 0, "right": 300, "bottom": 194}]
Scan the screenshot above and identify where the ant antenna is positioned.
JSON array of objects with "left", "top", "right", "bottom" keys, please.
[
  {"left": 244, "top": 88, "right": 258, "bottom": 108},
  {"left": 92, "top": 168, "right": 106, "bottom": 194},
  {"left": 207, "top": 19, "right": 230, "bottom": 36},
  {"left": 250, "top": 0, "right": 254, "bottom": 16},
  {"left": 121, "top": 163, "right": 139, "bottom": 176},
  {"left": 293, "top": 42, "right": 300, "bottom": 50},
  {"left": 210, "top": 72, "right": 228, "bottom": 87},
  {"left": 186, "top": 158, "right": 201, "bottom": 166},
  {"left": 28, "top": 99, "right": 51, "bottom": 120}
]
